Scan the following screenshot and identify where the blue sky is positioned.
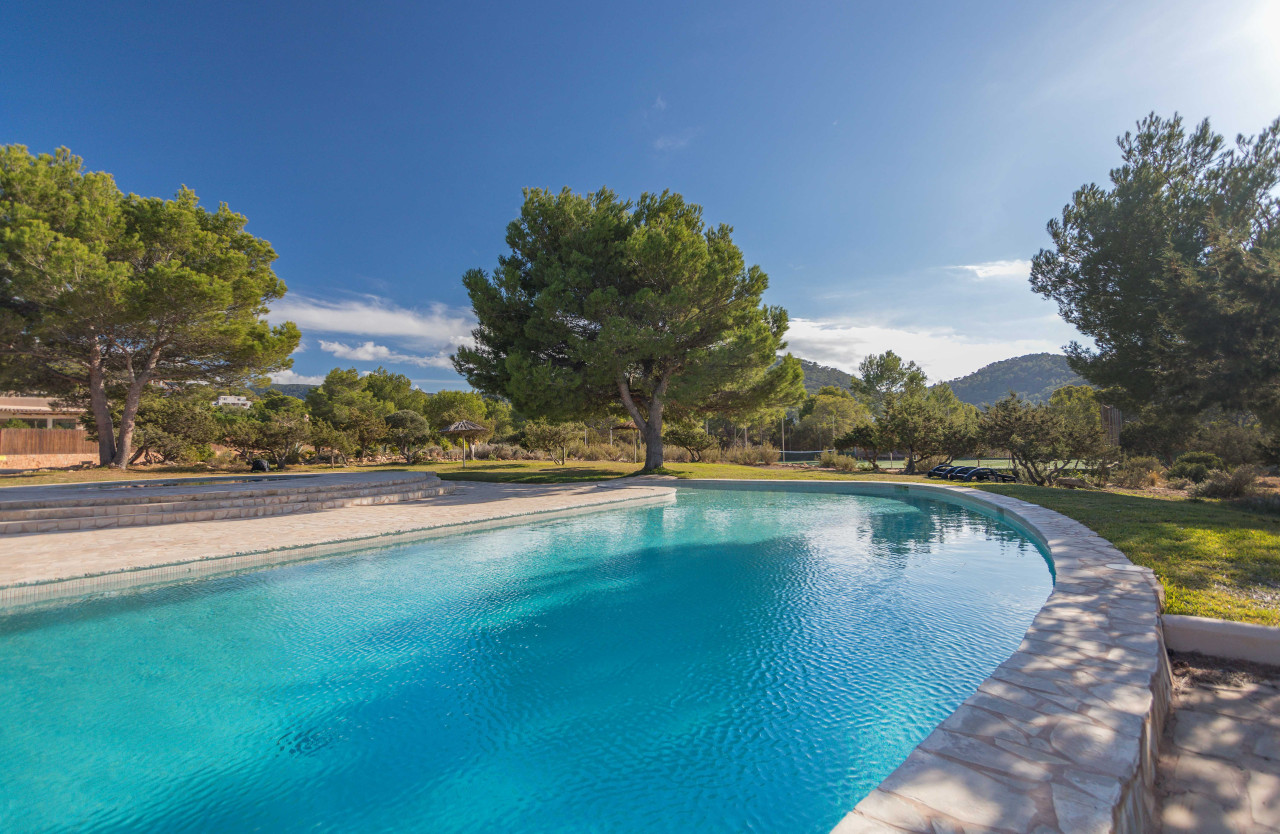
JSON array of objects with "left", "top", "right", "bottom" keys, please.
[{"left": 3, "top": 0, "right": 1278, "bottom": 389}]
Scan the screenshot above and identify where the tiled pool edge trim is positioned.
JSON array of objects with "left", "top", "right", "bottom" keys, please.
[
  {"left": 0, "top": 489, "right": 676, "bottom": 614},
  {"left": 676, "top": 479, "right": 1171, "bottom": 834}
]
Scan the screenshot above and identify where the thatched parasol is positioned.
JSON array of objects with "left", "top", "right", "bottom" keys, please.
[{"left": 440, "top": 419, "right": 487, "bottom": 466}]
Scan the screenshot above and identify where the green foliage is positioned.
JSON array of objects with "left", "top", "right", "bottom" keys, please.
[
  {"left": 818, "top": 451, "right": 864, "bottom": 472},
  {"left": 130, "top": 388, "right": 218, "bottom": 464},
  {"left": 722, "top": 445, "right": 780, "bottom": 466},
  {"left": 663, "top": 421, "right": 716, "bottom": 462},
  {"left": 1048, "top": 385, "right": 1114, "bottom": 466},
  {"left": 362, "top": 367, "right": 426, "bottom": 412},
  {"left": 384, "top": 409, "right": 432, "bottom": 463},
  {"left": 251, "top": 383, "right": 315, "bottom": 400},
  {"left": 1169, "top": 451, "right": 1226, "bottom": 483},
  {"left": 794, "top": 386, "right": 870, "bottom": 449},
  {"left": 943, "top": 353, "right": 1086, "bottom": 406},
  {"left": 851, "top": 350, "right": 925, "bottom": 416},
  {"left": 1119, "top": 407, "right": 1200, "bottom": 465},
  {"left": 1193, "top": 411, "right": 1266, "bottom": 467},
  {"left": 878, "top": 378, "right": 979, "bottom": 474},
  {"left": 521, "top": 420, "right": 579, "bottom": 464},
  {"left": 305, "top": 368, "right": 390, "bottom": 459},
  {"left": 0, "top": 145, "right": 300, "bottom": 467},
  {"left": 979, "top": 387, "right": 1114, "bottom": 485},
  {"left": 1030, "top": 113, "right": 1280, "bottom": 427},
  {"left": 1110, "top": 456, "right": 1165, "bottom": 489},
  {"left": 423, "top": 389, "right": 487, "bottom": 429},
  {"left": 217, "top": 392, "right": 308, "bottom": 468},
  {"left": 454, "top": 187, "right": 804, "bottom": 470},
  {"left": 309, "top": 420, "right": 353, "bottom": 467},
  {"left": 980, "top": 394, "right": 1067, "bottom": 485},
  {"left": 835, "top": 421, "right": 883, "bottom": 467},
  {"left": 1190, "top": 465, "right": 1261, "bottom": 499}
]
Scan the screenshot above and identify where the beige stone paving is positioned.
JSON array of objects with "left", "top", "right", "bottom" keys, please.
[
  {"left": 1159, "top": 675, "right": 1280, "bottom": 833},
  {"left": 0, "top": 479, "right": 673, "bottom": 589}
]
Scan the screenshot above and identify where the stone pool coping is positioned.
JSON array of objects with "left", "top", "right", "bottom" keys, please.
[
  {"left": 0, "top": 479, "right": 675, "bottom": 612},
  {"left": 676, "top": 479, "right": 1171, "bottom": 834}
]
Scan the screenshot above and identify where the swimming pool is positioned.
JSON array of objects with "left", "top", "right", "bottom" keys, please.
[{"left": 0, "top": 487, "right": 1053, "bottom": 833}]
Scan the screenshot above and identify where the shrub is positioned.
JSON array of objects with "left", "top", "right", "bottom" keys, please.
[
  {"left": 1111, "top": 456, "right": 1164, "bottom": 489},
  {"left": 1190, "top": 465, "right": 1261, "bottom": 499},
  {"left": 580, "top": 442, "right": 626, "bottom": 461},
  {"left": 1169, "top": 451, "right": 1226, "bottom": 483},
  {"left": 1166, "top": 477, "right": 1191, "bottom": 490},
  {"left": 724, "top": 445, "right": 780, "bottom": 466},
  {"left": 663, "top": 446, "right": 691, "bottom": 463}
]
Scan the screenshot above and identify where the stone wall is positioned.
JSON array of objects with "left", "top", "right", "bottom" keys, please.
[{"left": 0, "top": 453, "right": 97, "bottom": 470}]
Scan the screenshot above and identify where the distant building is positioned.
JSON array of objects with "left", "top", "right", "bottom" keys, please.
[
  {"left": 214, "top": 395, "right": 252, "bottom": 409},
  {"left": 0, "top": 396, "right": 84, "bottom": 429}
]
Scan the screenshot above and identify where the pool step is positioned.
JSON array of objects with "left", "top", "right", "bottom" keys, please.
[{"left": 0, "top": 472, "right": 454, "bottom": 535}]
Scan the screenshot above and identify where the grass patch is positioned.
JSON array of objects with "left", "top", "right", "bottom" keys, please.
[{"left": 976, "top": 484, "right": 1280, "bottom": 626}]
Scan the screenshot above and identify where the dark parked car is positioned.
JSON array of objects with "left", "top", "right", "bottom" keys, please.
[{"left": 956, "top": 467, "right": 1018, "bottom": 483}]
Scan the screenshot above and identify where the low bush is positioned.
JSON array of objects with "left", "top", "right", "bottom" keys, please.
[
  {"left": 663, "top": 446, "right": 691, "bottom": 463},
  {"left": 1111, "top": 456, "right": 1164, "bottom": 489},
  {"left": 1190, "top": 465, "right": 1261, "bottom": 499},
  {"left": 724, "top": 445, "right": 780, "bottom": 466},
  {"left": 579, "top": 442, "right": 627, "bottom": 462},
  {"left": 1169, "top": 451, "right": 1227, "bottom": 483}
]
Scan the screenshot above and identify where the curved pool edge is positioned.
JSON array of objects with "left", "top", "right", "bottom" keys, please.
[{"left": 674, "top": 479, "right": 1170, "bottom": 834}]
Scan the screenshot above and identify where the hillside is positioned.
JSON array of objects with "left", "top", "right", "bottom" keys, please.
[
  {"left": 250, "top": 383, "right": 316, "bottom": 400},
  {"left": 943, "top": 353, "right": 1087, "bottom": 406},
  {"left": 796, "top": 359, "right": 853, "bottom": 394}
]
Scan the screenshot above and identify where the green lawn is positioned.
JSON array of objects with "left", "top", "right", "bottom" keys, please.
[
  {"left": 974, "top": 484, "right": 1280, "bottom": 626},
  {"left": 4, "top": 458, "right": 1278, "bottom": 626}
]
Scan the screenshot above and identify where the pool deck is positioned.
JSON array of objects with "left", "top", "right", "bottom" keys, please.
[{"left": 0, "top": 477, "right": 675, "bottom": 609}]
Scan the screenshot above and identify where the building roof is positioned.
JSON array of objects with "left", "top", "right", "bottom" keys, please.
[{"left": 0, "top": 396, "right": 82, "bottom": 416}]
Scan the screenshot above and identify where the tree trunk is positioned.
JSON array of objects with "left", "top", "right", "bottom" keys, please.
[
  {"left": 617, "top": 372, "right": 669, "bottom": 472},
  {"left": 111, "top": 379, "right": 148, "bottom": 469},
  {"left": 642, "top": 422, "right": 663, "bottom": 470},
  {"left": 87, "top": 349, "right": 116, "bottom": 466}
]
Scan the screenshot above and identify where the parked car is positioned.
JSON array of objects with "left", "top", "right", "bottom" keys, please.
[{"left": 956, "top": 467, "right": 1017, "bottom": 483}]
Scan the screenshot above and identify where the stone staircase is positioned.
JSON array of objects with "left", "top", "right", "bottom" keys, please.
[{"left": 0, "top": 471, "right": 454, "bottom": 535}]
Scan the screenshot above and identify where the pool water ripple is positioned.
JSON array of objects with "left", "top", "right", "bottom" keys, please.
[{"left": 0, "top": 488, "right": 1052, "bottom": 833}]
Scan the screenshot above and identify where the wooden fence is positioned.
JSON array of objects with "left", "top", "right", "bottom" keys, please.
[{"left": 0, "top": 428, "right": 98, "bottom": 456}]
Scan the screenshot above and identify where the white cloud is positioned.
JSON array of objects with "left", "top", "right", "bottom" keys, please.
[
  {"left": 268, "top": 369, "right": 326, "bottom": 385},
  {"left": 318, "top": 339, "right": 455, "bottom": 369},
  {"left": 952, "top": 259, "right": 1032, "bottom": 282},
  {"left": 783, "top": 316, "right": 1069, "bottom": 382},
  {"left": 652, "top": 95, "right": 667, "bottom": 111},
  {"left": 269, "top": 294, "right": 475, "bottom": 349}
]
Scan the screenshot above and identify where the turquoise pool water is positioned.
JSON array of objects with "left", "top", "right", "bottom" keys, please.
[{"left": 0, "top": 487, "right": 1052, "bottom": 833}]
